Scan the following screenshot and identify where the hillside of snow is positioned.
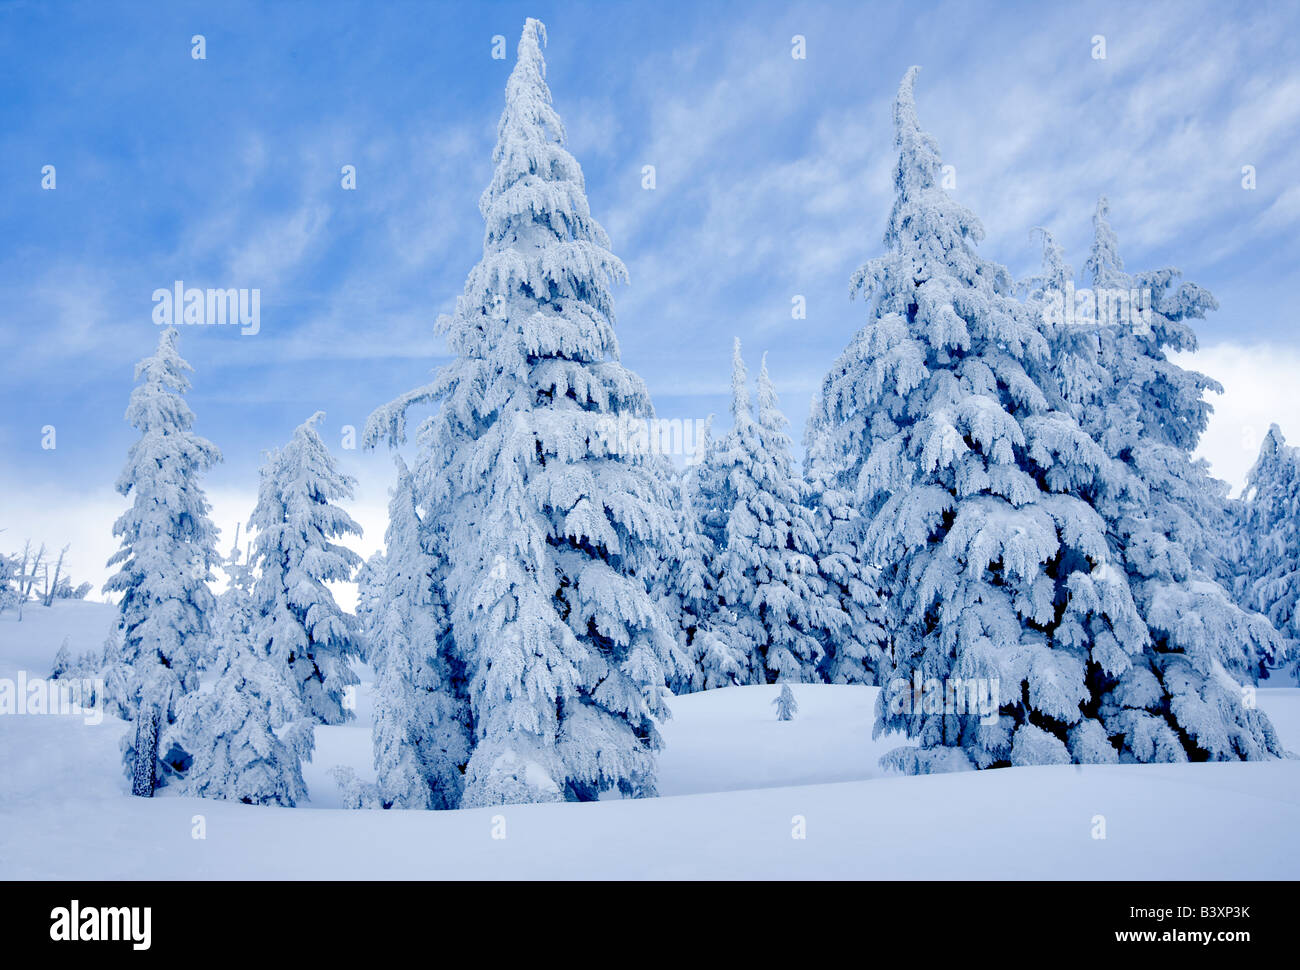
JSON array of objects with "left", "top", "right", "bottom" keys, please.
[{"left": 2, "top": 600, "right": 1298, "bottom": 879}]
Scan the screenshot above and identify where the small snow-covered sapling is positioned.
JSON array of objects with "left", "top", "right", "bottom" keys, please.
[{"left": 773, "top": 683, "right": 798, "bottom": 721}]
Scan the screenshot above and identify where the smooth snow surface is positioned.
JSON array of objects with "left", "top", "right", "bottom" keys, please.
[{"left": 2, "top": 601, "right": 1298, "bottom": 879}]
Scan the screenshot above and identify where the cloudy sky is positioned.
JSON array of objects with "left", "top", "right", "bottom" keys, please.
[{"left": 2, "top": 0, "right": 1298, "bottom": 605}]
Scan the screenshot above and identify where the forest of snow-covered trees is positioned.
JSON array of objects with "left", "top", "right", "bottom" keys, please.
[{"left": 89, "top": 19, "right": 1298, "bottom": 810}]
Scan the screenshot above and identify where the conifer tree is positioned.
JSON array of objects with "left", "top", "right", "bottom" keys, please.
[
  {"left": 822, "top": 70, "right": 1146, "bottom": 773},
  {"left": 1063, "top": 201, "right": 1286, "bottom": 752},
  {"left": 1021, "top": 202, "right": 1286, "bottom": 758},
  {"left": 711, "top": 341, "right": 843, "bottom": 684},
  {"left": 366, "top": 19, "right": 682, "bottom": 806},
  {"left": 103, "top": 328, "right": 221, "bottom": 796},
  {"left": 804, "top": 394, "right": 889, "bottom": 684},
  {"left": 369, "top": 457, "right": 471, "bottom": 809},
  {"left": 773, "top": 682, "right": 798, "bottom": 721},
  {"left": 354, "top": 551, "right": 387, "bottom": 667},
  {"left": 249, "top": 412, "right": 363, "bottom": 727},
  {"left": 1232, "top": 426, "right": 1300, "bottom": 678},
  {"left": 51, "top": 639, "right": 72, "bottom": 679},
  {"left": 656, "top": 418, "right": 745, "bottom": 693},
  {"left": 180, "top": 530, "right": 311, "bottom": 806}
]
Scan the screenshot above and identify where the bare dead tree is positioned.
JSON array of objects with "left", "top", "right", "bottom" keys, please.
[
  {"left": 41, "top": 544, "right": 69, "bottom": 607},
  {"left": 22, "top": 542, "right": 45, "bottom": 600},
  {"left": 16, "top": 540, "right": 31, "bottom": 592},
  {"left": 13, "top": 540, "right": 37, "bottom": 621}
]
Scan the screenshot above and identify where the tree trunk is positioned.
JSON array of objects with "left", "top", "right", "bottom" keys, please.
[
  {"left": 131, "top": 703, "right": 160, "bottom": 797},
  {"left": 23, "top": 544, "right": 44, "bottom": 599},
  {"left": 42, "top": 546, "right": 67, "bottom": 607}
]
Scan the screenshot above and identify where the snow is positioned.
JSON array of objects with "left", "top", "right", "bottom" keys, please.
[
  {"left": 0, "top": 599, "right": 114, "bottom": 679},
  {"left": 362, "top": 19, "right": 680, "bottom": 807},
  {"left": 2, "top": 601, "right": 1298, "bottom": 878}
]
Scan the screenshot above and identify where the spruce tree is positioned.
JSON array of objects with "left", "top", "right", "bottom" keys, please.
[
  {"left": 822, "top": 69, "right": 1146, "bottom": 772},
  {"left": 1232, "top": 426, "right": 1300, "bottom": 678},
  {"left": 180, "top": 531, "right": 311, "bottom": 806},
  {"left": 710, "top": 341, "right": 844, "bottom": 684},
  {"left": 103, "top": 328, "right": 221, "bottom": 796},
  {"left": 656, "top": 417, "right": 746, "bottom": 693},
  {"left": 1072, "top": 199, "right": 1284, "bottom": 752},
  {"left": 369, "top": 457, "right": 471, "bottom": 809},
  {"left": 366, "top": 19, "right": 682, "bottom": 806},
  {"left": 51, "top": 639, "right": 72, "bottom": 679},
  {"left": 249, "top": 412, "right": 363, "bottom": 726},
  {"left": 354, "top": 551, "right": 387, "bottom": 667},
  {"left": 804, "top": 393, "right": 889, "bottom": 685},
  {"left": 1024, "top": 201, "right": 1285, "bottom": 757},
  {"left": 773, "top": 682, "right": 798, "bottom": 721},
  {"left": 181, "top": 643, "right": 311, "bottom": 806}
]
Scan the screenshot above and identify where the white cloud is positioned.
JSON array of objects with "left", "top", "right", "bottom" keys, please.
[{"left": 1173, "top": 341, "right": 1300, "bottom": 495}]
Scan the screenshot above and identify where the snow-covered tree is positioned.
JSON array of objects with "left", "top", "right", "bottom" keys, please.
[
  {"left": 365, "top": 19, "right": 682, "bottom": 807},
  {"left": 1231, "top": 426, "right": 1300, "bottom": 679},
  {"left": 103, "top": 328, "right": 222, "bottom": 796},
  {"left": 822, "top": 69, "right": 1149, "bottom": 773},
  {"left": 0, "top": 551, "right": 19, "bottom": 616},
  {"left": 184, "top": 547, "right": 311, "bottom": 805},
  {"left": 181, "top": 643, "right": 310, "bottom": 807},
  {"left": 249, "top": 412, "right": 363, "bottom": 726},
  {"left": 654, "top": 417, "right": 746, "bottom": 693},
  {"left": 803, "top": 393, "right": 890, "bottom": 685},
  {"left": 369, "top": 457, "right": 471, "bottom": 809},
  {"left": 1056, "top": 199, "right": 1285, "bottom": 753},
  {"left": 354, "top": 551, "right": 386, "bottom": 666},
  {"left": 773, "top": 682, "right": 798, "bottom": 721},
  {"left": 711, "top": 342, "right": 844, "bottom": 684},
  {"left": 50, "top": 638, "right": 72, "bottom": 679},
  {"left": 179, "top": 516, "right": 312, "bottom": 806}
]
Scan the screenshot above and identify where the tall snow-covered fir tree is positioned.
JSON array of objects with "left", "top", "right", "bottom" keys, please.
[
  {"left": 1022, "top": 201, "right": 1285, "bottom": 758},
  {"left": 803, "top": 392, "right": 889, "bottom": 685},
  {"left": 369, "top": 457, "right": 471, "bottom": 809},
  {"left": 821, "top": 69, "right": 1151, "bottom": 773},
  {"left": 179, "top": 528, "right": 311, "bottom": 807},
  {"left": 103, "top": 328, "right": 222, "bottom": 797},
  {"left": 654, "top": 416, "right": 746, "bottom": 693},
  {"left": 709, "top": 340, "right": 844, "bottom": 685},
  {"left": 1230, "top": 426, "right": 1300, "bottom": 679},
  {"left": 249, "top": 412, "right": 363, "bottom": 727},
  {"left": 1069, "top": 199, "right": 1285, "bottom": 751},
  {"left": 365, "top": 19, "right": 683, "bottom": 807}
]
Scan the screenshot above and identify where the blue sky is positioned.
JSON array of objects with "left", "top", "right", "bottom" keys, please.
[{"left": 3, "top": 0, "right": 1299, "bottom": 600}]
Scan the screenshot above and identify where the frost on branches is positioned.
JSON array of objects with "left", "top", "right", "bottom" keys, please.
[
  {"left": 249, "top": 412, "right": 363, "bottom": 727},
  {"left": 651, "top": 417, "right": 747, "bottom": 694},
  {"left": 773, "top": 683, "right": 798, "bottom": 721},
  {"left": 366, "top": 19, "right": 682, "bottom": 808},
  {"left": 1231, "top": 426, "right": 1300, "bottom": 679},
  {"left": 103, "top": 328, "right": 222, "bottom": 796},
  {"left": 821, "top": 69, "right": 1147, "bottom": 774},
  {"left": 1056, "top": 199, "right": 1285, "bottom": 757},
  {"left": 354, "top": 551, "right": 386, "bottom": 667},
  {"left": 708, "top": 341, "right": 845, "bottom": 685},
  {"left": 180, "top": 531, "right": 311, "bottom": 806},
  {"left": 804, "top": 393, "right": 889, "bottom": 685},
  {"left": 368, "top": 457, "right": 471, "bottom": 809}
]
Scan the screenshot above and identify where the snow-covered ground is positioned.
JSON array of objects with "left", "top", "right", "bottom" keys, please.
[{"left": 2, "top": 600, "right": 1298, "bottom": 879}]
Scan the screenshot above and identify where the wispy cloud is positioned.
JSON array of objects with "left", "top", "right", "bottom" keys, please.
[{"left": 3, "top": 0, "right": 1299, "bottom": 592}]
